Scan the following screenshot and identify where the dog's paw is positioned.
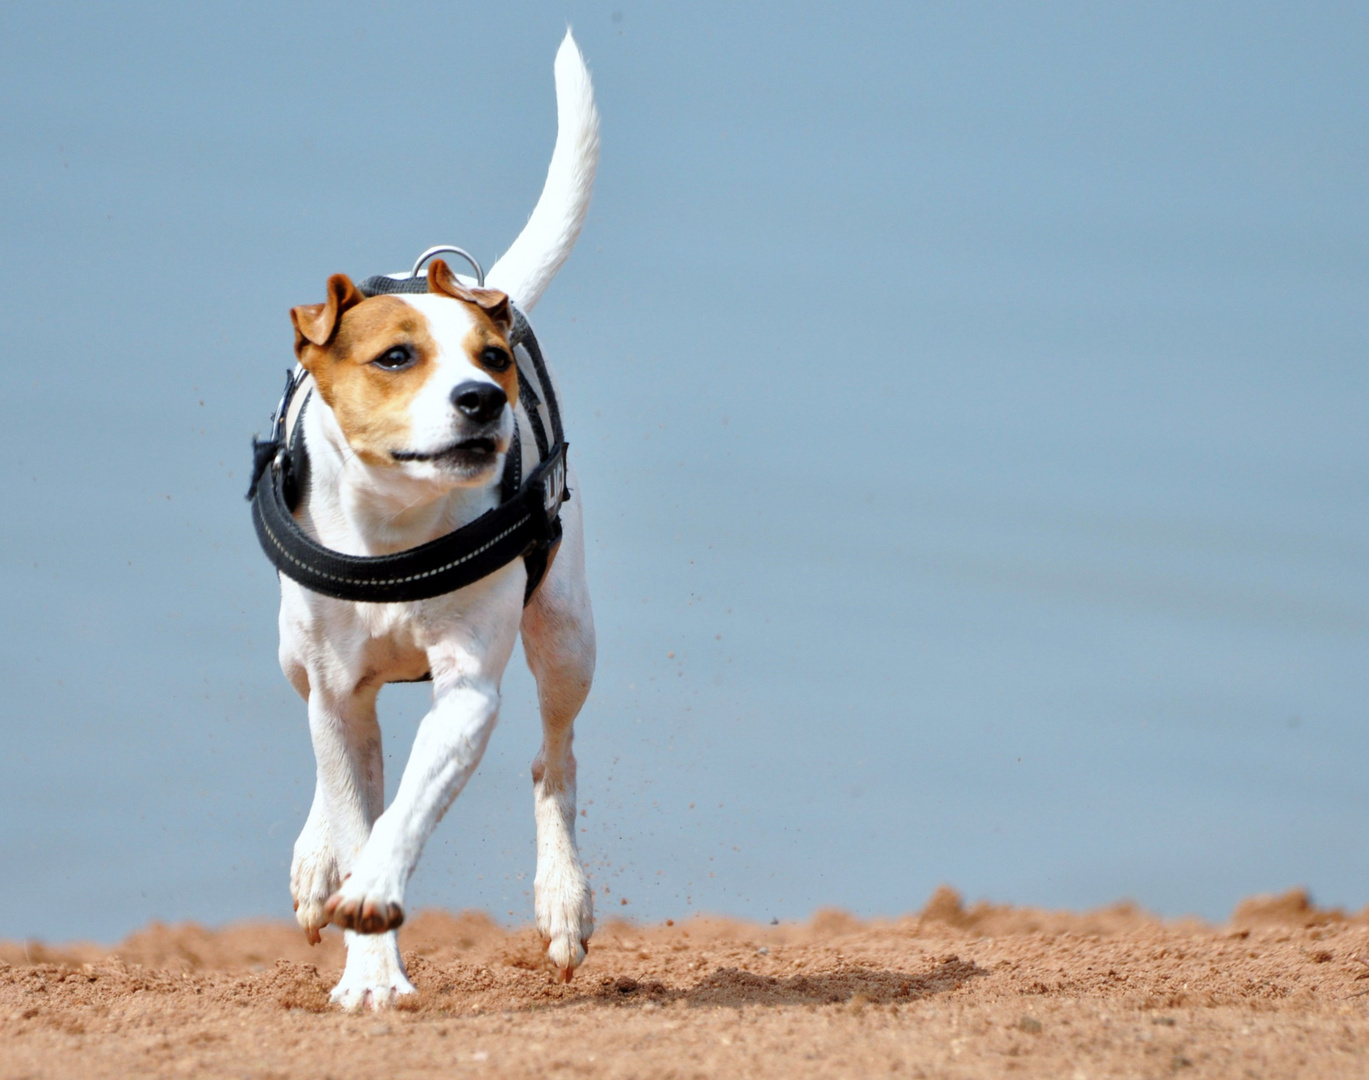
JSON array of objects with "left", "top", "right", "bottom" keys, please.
[
  {"left": 290, "top": 827, "right": 340, "bottom": 945},
  {"left": 536, "top": 863, "right": 594, "bottom": 982},
  {"left": 325, "top": 875, "right": 405, "bottom": 935},
  {"left": 330, "top": 932, "right": 415, "bottom": 1012},
  {"left": 330, "top": 971, "right": 416, "bottom": 1012}
]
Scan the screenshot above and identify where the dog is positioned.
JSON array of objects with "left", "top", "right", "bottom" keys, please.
[{"left": 271, "top": 32, "right": 599, "bottom": 1011}]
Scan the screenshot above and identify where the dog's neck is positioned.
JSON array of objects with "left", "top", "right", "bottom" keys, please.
[{"left": 299, "top": 395, "right": 500, "bottom": 558}]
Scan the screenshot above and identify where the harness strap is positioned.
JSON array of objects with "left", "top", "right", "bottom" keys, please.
[
  {"left": 518, "top": 365, "right": 551, "bottom": 458},
  {"left": 251, "top": 429, "right": 566, "bottom": 604},
  {"left": 514, "top": 309, "right": 564, "bottom": 445}
]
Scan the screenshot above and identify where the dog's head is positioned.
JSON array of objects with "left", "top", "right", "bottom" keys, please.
[{"left": 290, "top": 259, "right": 517, "bottom": 486}]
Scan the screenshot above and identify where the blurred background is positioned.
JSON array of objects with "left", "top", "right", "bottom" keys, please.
[{"left": 0, "top": 2, "right": 1365, "bottom": 942}]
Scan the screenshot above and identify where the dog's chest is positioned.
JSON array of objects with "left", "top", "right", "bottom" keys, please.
[{"left": 304, "top": 564, "right": 517, "bottom": 686}]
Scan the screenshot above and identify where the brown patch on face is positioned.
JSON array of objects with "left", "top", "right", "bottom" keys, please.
[
  {"left": 294, "top": 292, "right": 439, "bottom": 466},
  {"left": 427, "top": 259, "right": 519, "bottom": 406}
]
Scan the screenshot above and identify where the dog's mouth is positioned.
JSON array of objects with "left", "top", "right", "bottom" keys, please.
[{"left": 391, "top": 437, "right": 500, "bottom": 466}]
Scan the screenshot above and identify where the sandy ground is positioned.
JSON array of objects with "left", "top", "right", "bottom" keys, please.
[{"left": 4, "top": 888, "right": 1369, "bottom": 1079}]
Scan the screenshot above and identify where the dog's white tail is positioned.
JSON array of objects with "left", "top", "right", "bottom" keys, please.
[{"left": 487, "top": 31, "right": 600, "bottom": 312}]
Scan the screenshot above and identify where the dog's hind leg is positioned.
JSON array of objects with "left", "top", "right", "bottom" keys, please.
[{"left": 521, "top": 470, "right": 596, "bottom": 981}]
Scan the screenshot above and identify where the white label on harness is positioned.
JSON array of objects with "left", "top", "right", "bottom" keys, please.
[{"left": 544, "top": 454, "right": 566, "bottom": 515}]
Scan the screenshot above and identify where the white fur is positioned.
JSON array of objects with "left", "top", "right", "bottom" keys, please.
[
  {"left": 278, "top": 32, "right": 599, "bottom": 1011},
  {"left": 486, "top": 31, "right": 600, "bottom": 312}
]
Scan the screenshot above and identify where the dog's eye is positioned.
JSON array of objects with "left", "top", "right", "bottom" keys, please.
[
  {"left": 372, "top": 345, "right": 415, "bottom": 371},
  {"left": 480, "top": 346, "right": 512, "bottom": 372}
]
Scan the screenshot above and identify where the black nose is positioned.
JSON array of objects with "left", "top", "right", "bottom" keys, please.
[{"left": 451, "top": 381, "right": 506, "bottom": 424}]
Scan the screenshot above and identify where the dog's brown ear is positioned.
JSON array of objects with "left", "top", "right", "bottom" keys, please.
[
  {"left": 291, "top": 273, "right": 365, "bottom": 355},
  {"left": 428, "top": 259, "right": 512, "bottom": 332}
]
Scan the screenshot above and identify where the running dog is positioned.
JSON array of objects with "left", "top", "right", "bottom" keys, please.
[{"left": 271, "top": 32, "right": 599, "bottom": 1010}]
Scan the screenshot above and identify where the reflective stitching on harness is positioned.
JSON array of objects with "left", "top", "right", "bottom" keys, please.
[{"left": 259, "top": 509, "right": 533, "bottom": 588}]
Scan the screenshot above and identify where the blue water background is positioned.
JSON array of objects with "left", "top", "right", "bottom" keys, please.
[{"left": 0, "top": 2, "right": 1364, "bottom": 940}]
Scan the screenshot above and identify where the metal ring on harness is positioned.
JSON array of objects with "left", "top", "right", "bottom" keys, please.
[{"left": 409, "top": 245, "right": 485, "bottom": 286}]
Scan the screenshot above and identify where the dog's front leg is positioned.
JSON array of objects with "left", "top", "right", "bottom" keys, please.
[
  {"left": 326, "top": 678, "right": 502, "bottom": 1010},
  {"left": 301, "top": 682, "right": 417, "bottom": 1012},
  {"left": 323, "top": 580, "right": 520, "bottom": 1012},
  {"left": 290, "top": 780, "right": 340, "bottom": 944},
  {"left": 324, "top": 675, "right": 500, "bottom": 1013},
  {"left": 307, "top": 683, "right": 385, "bottom": 877},
  {"left": 323, "top": 674, "right": 501, "bottom": 1012},
  {"left": 325, "top": 674, "right": 502, "bottom": 938}
]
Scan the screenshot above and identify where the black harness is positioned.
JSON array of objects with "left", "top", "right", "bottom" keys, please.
[{"left": 248, "top": 271, "right": 568, "bottom": 607}]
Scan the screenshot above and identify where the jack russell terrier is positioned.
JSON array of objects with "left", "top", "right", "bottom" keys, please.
[{"left": 252, "top": 32, "right": 599, "bottom": 1010}]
